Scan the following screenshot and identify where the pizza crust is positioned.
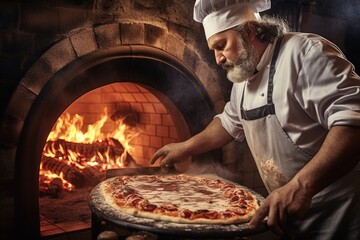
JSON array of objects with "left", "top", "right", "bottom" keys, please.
[{"left": 100, "top": 174, "right": 259, "bottom": 225}]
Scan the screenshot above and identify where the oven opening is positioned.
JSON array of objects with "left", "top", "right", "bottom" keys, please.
[
  {"left": 12, "top": 42, "right": 217, "bottom": 240},
  {"left": 39, "top": 82, "right": 190, "bottom": 237}
]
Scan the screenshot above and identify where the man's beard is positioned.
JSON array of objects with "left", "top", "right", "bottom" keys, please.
[{"left": 222, "top": 37, "right": 259, "bottom": 83}]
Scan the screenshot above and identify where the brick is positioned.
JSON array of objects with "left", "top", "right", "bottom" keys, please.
[
  {"left": 144, "top": 24, "right": 167, "bottom": 48},
  {"left": 149, "top": 114, "right": 161, "bottom": 125},
  {"left": 122, "top": 93, "right": 135, "bottom": 102},
  {"left": 161, "top": 114, "right": 173, "bottom": 126},
  {"left": 115, "top": 102, "right": 132, "bottom": 112},
  {"left": 153, "top": 103, "right": 167, "bottom": 113},
  {"left": 42, "top": 38, "right": 76, "bottom": 72},
  {"left": 144, "top": 93, "right": 160, "bottom": 103},
  {"left": 133, "top": 93, "right": 147, "bottom": 102},
  {"left": 21, "top": 58, "right": 54, "bottom": 95},
  {"left": 137, "top": 84, "right": 149, "bottom": 93},
  {"left": 101, "top": 85, "right": 115, "bottom": 93},
  {"left": 6, "top": 84, "right": 37, "bottom": 120},
  {"left": 139, "top": 113, "right": 150, "bottom": 124},
  {"left": 182, "top": 46, "right": 197, "bottom": 71},
  {"left": 143, "top": 124, "right": 156, "bottom": 135},
  {"left": 162, "top": 137, "right": 175, "bottom": 145},
  {"left": 121, "top": 23, "right": 144, "bottom": 45},
  {"left": 94, "top": 23, "right": 121, "bottom": 49},
  {"left": 102, "top": 92, "right": 123, "bottom": 103},
  {"left": 130, "top": 102, "right": 142, "bottom": 112},
  {"left": 165, "top": 34, "right": 185, "bottom": 61},
  {"left": 123, "top": 82, "right": 140, "bottom": 92},
  {"left": 136, "top": 135, "right": 149, "bottom": 146},
  {"left": 149, "top": 136, "right": 162, "bottom": 148},
  {"left": 156, "top": 125, "right": 168, "bottom": 137},
  {"left": 142, "top": 103, "right": 155, "bottom": 113},
  {"left": 143, "top": 146, "right": 157, "bottom": 160},
  {"left": 113, "top": 83, "right": 129, "bottom": 93},
  {"left": 70, "top": 29, "right": 97, "bottom": 57}
]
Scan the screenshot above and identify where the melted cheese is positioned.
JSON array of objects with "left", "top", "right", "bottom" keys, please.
[{"left": 126, "top": 176, "right": 233, "bottom": 212}]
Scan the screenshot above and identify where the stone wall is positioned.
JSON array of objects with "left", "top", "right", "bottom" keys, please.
[{"left": 0, "top": 1, "right": 235, "bottom": 239}]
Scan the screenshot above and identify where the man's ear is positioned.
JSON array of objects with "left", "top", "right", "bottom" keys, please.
[{"left": 243, "top": 22, "right": 257, "bottom": 41}]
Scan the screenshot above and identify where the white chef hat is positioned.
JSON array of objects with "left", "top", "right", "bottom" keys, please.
[{"left": 193, "top": 0, "right": 271, "bottom": 40}]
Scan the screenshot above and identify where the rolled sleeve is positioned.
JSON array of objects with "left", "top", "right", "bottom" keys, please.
[
  {"left": 296, "top": 37, "right": 360, "bottom": 129},
  {"left": 215, "top": 85, "right": 245, "bottom": 142}
]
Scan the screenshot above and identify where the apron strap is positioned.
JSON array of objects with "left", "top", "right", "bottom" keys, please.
[
  {"left": 241, "top": 35, "right": 284, "bottom": 120},
  {"left": 267, "top": 35, "right": 284, "bottom": 104}
]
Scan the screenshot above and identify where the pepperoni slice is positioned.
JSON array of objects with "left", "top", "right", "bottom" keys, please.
[{"left": 180, "top": 209, "right": 193, "bottom": 219}]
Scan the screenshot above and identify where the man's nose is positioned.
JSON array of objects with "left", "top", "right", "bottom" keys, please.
[{"left": 216, "top": 53, "right": 226, "bottom": 65}]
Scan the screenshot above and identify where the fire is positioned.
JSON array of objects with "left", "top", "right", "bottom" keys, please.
[{"left": 40, "top": 108, "right": 139, "bottom": 192}]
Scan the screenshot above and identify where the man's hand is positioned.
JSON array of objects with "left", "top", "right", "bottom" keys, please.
[
  {"left": 150, "top": 142, "right": 189, "bottom": 167},
  {"left": 249, "top": 179, "right": 313, "bottom": 236}
]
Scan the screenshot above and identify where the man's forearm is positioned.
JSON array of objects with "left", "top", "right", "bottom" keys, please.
[
  {"left": 184, "top": 118, "right": 235, "bottom": 155},
  {"left": 292, "top": 125, "right": 360, "bottom": 196}
]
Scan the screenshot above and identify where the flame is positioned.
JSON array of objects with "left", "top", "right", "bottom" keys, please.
[{"left": 40, "top": 108, "right": 139, "bottom": 191}]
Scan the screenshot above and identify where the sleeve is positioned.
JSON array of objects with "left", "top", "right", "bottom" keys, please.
[
  {"left": 295, "top": 37, "right": 360, "bottom": 129},
  {"left": 215, "top": 84, "right": 246, "bottom": 141}
]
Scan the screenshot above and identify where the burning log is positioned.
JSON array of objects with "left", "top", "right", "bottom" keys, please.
[
  {"left": 81, "top": 165, "right": 105, "bottom": 185},
  {"left": 44, "top": 138, "right": 131, "bottom": 164},
  {"left": 41, "top": 156, "right": 87, "bottom": 188},
  {"left": 39, "top": 178, "right": 63, "bottom": 198},
  {"left": 47, "top": 178, "right": 63, "bottom": 198},
  {"left": 41, "top": 156, "right": 105, "bottom": 187}
]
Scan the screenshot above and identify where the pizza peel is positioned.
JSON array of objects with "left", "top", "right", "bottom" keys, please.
[{"left": 89, "top": 173, "right": 268, "bottom": 238}]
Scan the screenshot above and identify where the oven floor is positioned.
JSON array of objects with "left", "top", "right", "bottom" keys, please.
[{"left": 40, "top": 214, "right": 91, "bottom": 240}]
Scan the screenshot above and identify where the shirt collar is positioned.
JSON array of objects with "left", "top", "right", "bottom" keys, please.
[{"left": 256, "top": 40, "right": 275, "bottom": 72}]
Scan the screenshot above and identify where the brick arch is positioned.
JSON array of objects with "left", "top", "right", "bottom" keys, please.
[
  {"left": 2, "top": 23, "right": 222, "bottom": 239},
  {"left": 5, "top": 22, "right": 224, "bottom": 136}
]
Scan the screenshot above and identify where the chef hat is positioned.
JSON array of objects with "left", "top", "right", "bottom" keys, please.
[{"left": 193, "top": 0, "right": 271, "bottom": 40}]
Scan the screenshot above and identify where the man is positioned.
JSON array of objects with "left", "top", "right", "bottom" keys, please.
[{"left": 150, "top": 0, "right": 360, "bottom": 239}]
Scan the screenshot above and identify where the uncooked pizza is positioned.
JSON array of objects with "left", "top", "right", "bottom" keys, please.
[{"left": 100, "top": 174, "right": 260, "bottom": 224}]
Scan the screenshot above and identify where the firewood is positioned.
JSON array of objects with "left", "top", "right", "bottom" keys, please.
[
  {"left": 43, "top": 138, "right": 130, "bottom": 164},
  {"left": 41, "top": 156, "right": 87, "bottom": 188},
  {"left": 47, "top": 178, "right": 63, "bottom": 198},
  {"left": 81, "top": 165, "right": 105, "bottom": 185}
]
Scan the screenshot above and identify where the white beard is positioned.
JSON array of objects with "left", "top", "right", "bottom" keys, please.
[{"left": 223, "top": 37, "right": 259, "bottom": 83}]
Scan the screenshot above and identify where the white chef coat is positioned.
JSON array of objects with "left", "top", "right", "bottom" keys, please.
[{"left": 217, "top": 32, "right": 360, "bottom": 156}]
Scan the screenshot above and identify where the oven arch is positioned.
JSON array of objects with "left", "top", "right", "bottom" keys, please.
[{"left": 7, "top": 23, "right": 222, "bottom": 239}]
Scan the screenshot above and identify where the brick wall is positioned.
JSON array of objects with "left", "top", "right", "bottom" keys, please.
[
  {"left": 65, "top": 82, "right": 185, "bottom": 166},
  {"left": 0, "top": 1, "right": 263, "bottom": 239}
]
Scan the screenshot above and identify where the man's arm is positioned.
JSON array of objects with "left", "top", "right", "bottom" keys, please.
[
  {"left": 150, "top": 117, "right": 235, "bottom": 166},
  {"left": 249, "top": 125, "right": 360, "bottom": 236}
]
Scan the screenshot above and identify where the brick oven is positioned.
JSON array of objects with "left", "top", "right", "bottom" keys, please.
[
  {"left": 1, "top": 0, "right": 359, "bottom": 240},
  {"left": 0, "top": 1, "right": 251, "bottom": 239}
]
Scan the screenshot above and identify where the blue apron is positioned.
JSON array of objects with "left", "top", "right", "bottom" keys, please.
[{"left": 240, "top": 36, "right": 360, "bottom": 240}]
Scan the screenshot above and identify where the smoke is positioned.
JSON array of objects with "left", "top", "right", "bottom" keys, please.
[{"left": 183, "top": 160, "right": 242, "bottom": 183}]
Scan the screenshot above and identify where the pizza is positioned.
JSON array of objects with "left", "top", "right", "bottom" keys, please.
[{"left": 100, "top": 174, "right": 260, "bottom": 225}]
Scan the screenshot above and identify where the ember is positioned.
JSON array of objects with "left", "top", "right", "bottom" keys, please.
[{"left": 39, "top": 108, "right": 140, "bottom": 195}]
